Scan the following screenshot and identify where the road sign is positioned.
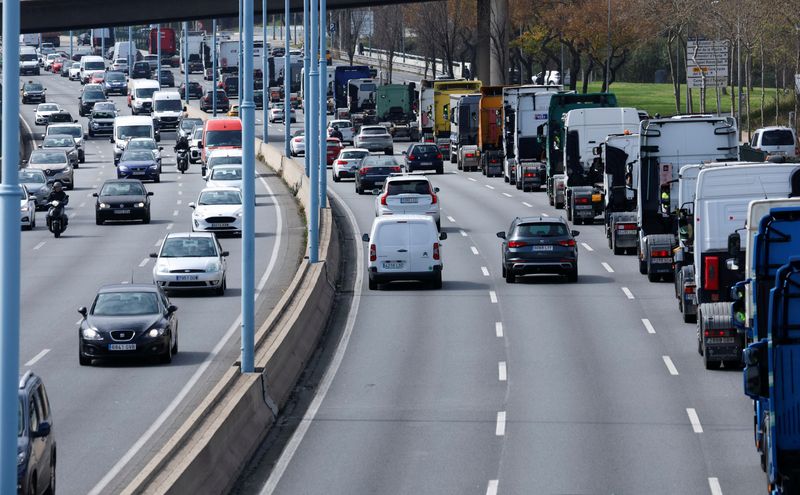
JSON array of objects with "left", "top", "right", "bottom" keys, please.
[
  {"left": 687, "top": 40, "right": 729, "bottom": 89},
  {"left": 330, "top": 23, "right": 336, "bottom": 33}
]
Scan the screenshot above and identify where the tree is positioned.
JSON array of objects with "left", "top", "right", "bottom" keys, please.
[
  {"left": 372, "top": 5, "right": 405, "bottom": 83},
  {"left": 406, "top": 0, "right": 475, "bottom": 79},
  {"left": 340, "top": 9, "right": 369, "bottom": 66}
]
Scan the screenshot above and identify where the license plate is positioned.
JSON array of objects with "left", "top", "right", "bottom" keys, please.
[
  {"left": 176, "top": 275, "right": 199, "bottom": 281},
  {"left": 531, "top": 245, "right": 553, "bottom": 251},
  {"left": 114, "top": 209, "right": 130, "bottom": 214},
  {"left": 109, "top": 344, "right": 136, "bottom": 351},
  {"left": 420, "top": 161, "right": 433, "bottom": 166},
  {"left": 706, "top": 337, "right": 735, "bottom": 344},
  {"left": 383, "top": 261, "right": 403, "bottom": 269},
  {"left": 651, "top": 258, "right": 672, "bottom": 264},
  {"left": 211, "top": 223, "right": 229, "bottom": 228},
  {"left": 132, "top": 171, "right": 145, "bottom": 175},
  {"left": 400, "top": 197, "right": 418, "bottom": 204},
  {"left": 576, "top": 205, "right": 592, "bottom": 209},
  {"left": 618, "top": 230, "right": 636, "bottom": 235}
]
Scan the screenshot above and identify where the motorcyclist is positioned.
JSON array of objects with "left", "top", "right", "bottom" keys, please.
[
  {"left": 329, "top": 125, "right": 343, "bottom": 141},
  {"left": 174, "top": 133, "right": 191, "bottom": 154},
  {"left": 46, "top": 181, "right": 69, "bottom": 227}
]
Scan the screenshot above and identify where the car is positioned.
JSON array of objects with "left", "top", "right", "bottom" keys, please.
[
  {"left": 19, "top": 169, "right": 52, "bottom": 210},
  {"left": 21, "top": 81, "right": 46, "bottom": 104},
  {"left": 328, "top": 119, "right": 355, "bottom": 144},
  {"left": 227, "top": 104, "right": 240, "bottom": 117},
  {"left": 130, "top": 61, "right": 152, "bottom": 79},
  {"left": 78, "top": 84, "right": 107, "bottom": 116},
  {"left": 159, "top": 69, "right": 175, "bottom": 87},
  {"left": 17, "top": 371, "right": 56, "bottom": 495},
  {"left": 204, "top": 149, "right": 243, "bottom": 177},
  {"left": 189, "top": 187, "right": 243, "bottom": 235},
  {"left": 151, "top": 232, "right": 229, "bottom": 295},
  {"left": 68, "top": 62, "right": 82, "bottom": 80},
  {"left": 34, "top": 103, "right": 62, "bottom": 125},
  {"left": 20, "top": 186, "right": 36, "bottom": 230},
  {"left": 51, "top": 57, "right": 67, "bottom": 74},
  {"left": 111, "top": 58, "right": 129, "bottom": 73},
  {"left": 189, "top": 126, "right": 204, "bottom": 164},
  {"left": 89, "top": 72, "right": 106, "bottom": 85},
  {"left": 750, "top": 126, "right": 798, "bottom": 157},
  {"left": 144, "top": 54, "right": 159, "bottom": 71},
  {"left": 403, "top": 143, "right": 444, "bottom": 174},
  {"left": 20, "top": 47, "right": 41, "bottom": 75},
  {"left": 102, "top": 70, "right": 128, "bottom": 95},
  {"left": 220, "top": 76, "right": 238, "bottom": 98},
  {"left": 92, "top": 100, "right": 119, "bottom": 116},
  {"left": 126, "top": 137, "right": 163, "bottom": 169},
  {"left": 268, "top": 102, "right": 295, "bottom": 123},
  {"left": 26, "top": 150, "right": 73, "bottom": 189},
  {"left": 43, "top": 53, "right": 61, "bottom": 71},
  {"left": 354, "top": 125, "right": 394, "bottom": 154},
  {"left": 117, "top": 149, "right": 161, "bottom": 182},
  {"left": 204, "top": 67, "right": 214, "bottom": 81},
  {"left": 326, "top": 138, "right": 343, "bottom": 166},
  {"left": 254, "top": 89, "right": 264, "bottom": 109},
  {"left": 362, "top": 215, "right": 446, "bottom": 290},
  {"left": 59, "top": 60, "right": 72, "bottom": 77},
  {"left": 289, "top": 130, "right": 305, "bottom": 156},
  {"left": 374, "top": 175, "right": 442, "bottom": 229},
  {"left": 77, "top": 283, "right": 179, "bottom": 365},
  {"left": 45, "top": 123, "right": 85, "bottom": 163},
  {"left": 200, "top": 90, "right": 230, "bottom": 113},
  {"left": 355, "top": 154, "right": 402, "bottom": 195},
  {"left": 45, "top": 110, "right": 76, "bottom": 127},
  {"left": 496, "top": 216, "right": 580, "bottom": 283},
  {"left": 40, "top": 134, "right": 80, "bottom": 167},
  {"left": 178, "top": 81, "right": 204, "bottom": 99},
  {"left": 206, "top": 164, "right": 243, "bottom": 190},
  {"left": 87, "top": 109, "right": 115, "bottom": 138},
  {"left": 178, "top": 117, "right": 203, "bottom": 140},
  {"left": 332, "top": 148, "right": 369, "bottom": 182},
  {"left": 94, "top": 179, "right": 153, "bottom": 224}
]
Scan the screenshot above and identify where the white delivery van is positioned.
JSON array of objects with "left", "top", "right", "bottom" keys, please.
[
  {"left": 129, "top": 79, "right": 160, "bottom": 115},
  {"left": 111, "top": 115, "right": 158, "bottom": 163},
  {"left": 750, "top": 126, "right": 798, "bottom": 157},
  {"left": 362, "top": 215, "right": 446, "bottom": 290},
  {"left": 151, "top": 91, "right": 185, "bottom": 130},
  {"left": 79, "top": 55, "right": 106, "bottom": 84},
  {"left": 111, "top": 41, "right": 137, "bottom": 65}
]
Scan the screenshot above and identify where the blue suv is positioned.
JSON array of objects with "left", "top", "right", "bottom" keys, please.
[{"left": 17, "top": 371, "right": 56, "bottom": 495}]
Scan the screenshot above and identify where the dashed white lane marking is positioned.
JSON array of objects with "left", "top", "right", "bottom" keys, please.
[
  {"left": 138, "top": 258, "right": 149, "bottom": 267},
  {"left": 495, "top": 322, "right": 503, "bottom": 338},
  {"left": 621, "top": 287, "right": 635, "bottom": 299},
  {"left": 447, "top": 216, "right": 455, "bottom": 223},
  {"left": 120, "top": 280, "right": 130, "bottom": 284},
  {"left": 498, "top": 361, "right": 507, "bottom": 381},
  {"left": 485, "top": 184, "right": 495, "bottom": 190},
  {"left": 467, "top": 177, "right": 477, "bottom": 182},
  {"left": 495, "top": 411, "right": 506, "bottom": 436},
  {"left": 581, "top": 242, "right": 593, "bottom": 252},
  {"left": 687, "top": 408, "right": 703, "bottom": 433},
  {"left": 522, "top": 202, "right": 533, "bottom": 207},
  {"left": 33, "top": 241, "right": 45, "bottom": 250},
  {"left": 481, "top": 266, "right": 490, "bottom": 277},
  {"left": 25, "top": 349, "right": 50, "bottom": 367},
  {"left": 601, "top": 262, "right": 614, "bottom": 273},
  {"left": 471, "top": 246, "right": 479, "bottom": 255},
  {"left": 541, "top": 212, "right": 549, "bottom": 217},
  {"left": 86, "top": 193, "right": 93, "bottom": 198},
  {"left": 176, "top": 200, "right": 183, "bottom": 205},
  {"left": 486, "top": 480, "right": 499, "bottom": 495},
  {"left": 459, "top": 229, "right": 467, "bottom": 237},
  {"left": 178, "top": 190, "right": 183, "bottom": 195},
  {"left": 172, "top": 210, "right": 179, "bottom": 216},
  {"left": 662, "top": 356, "right": 679, "bottom": 375},
  {"left": 154, "top": 240, "right": 161, "bottom": 247},
  {"left": 708, "top": 477, "right": 723, "bottom": 495},
  {"left": 642, "top": 318, "right": 656, "bottom": 334},
  {"left": 75, "top": 319, "right": 82, "bottom": 325},
  {"left": 489, "top": 291, "right": 498, "bottom": 303},
  {"left": 502, "top": 192, "right": 512, "bottom": 198},
  {"left": 79, "top": 202, "right": 86, "bottom": 208},
  {"left": 166, "top": 223, "right": 174, "bottom": 230},
  {"left": 178, "top": 182, "right": 184, "bottom": 187}
]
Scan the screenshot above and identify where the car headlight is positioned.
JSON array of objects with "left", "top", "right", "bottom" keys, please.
[
  {"left": 91, "top": 122, "right": 99, "bottom": 129},
  {"left": 20, "top": 205, "right": 29, "bottom": 212},
  {"left": 99, "top": 203, "right": 109, "bottom": 208},
  {"left": 82, "top": 327, "right": 102, "bottom": 340},
  {"left": 118, "top": 166, "right": 129, "bottom": 171},
  {"left": 18, "top": 451, "right": 25, "bottom": 466},
  {"left": 148, "top": 328, "right": 165, "bottom": 337},
  {"left": 156, "top": 262, "right": 169, "bottom": 273},
  {"left": 136, "top": 202, "right": 145, "bottom": 207},
  {"left": 149, "top": 164, "right": 158, "bottom": 169},
  {"left": 206, "top": 261, "right": 221, "bottom": 272}
]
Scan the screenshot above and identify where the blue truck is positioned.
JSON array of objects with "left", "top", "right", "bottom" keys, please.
[{"left": 333, "top": 65, "right": 371, "bottom": 111}]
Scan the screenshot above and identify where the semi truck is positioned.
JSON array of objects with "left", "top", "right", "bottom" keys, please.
[
  {"left": 376, "top": 84, "right": 418, "bottom": 141},
  {"left": 149, "top": 27, "right": 178, "bottom": 67},
  {"left": 347, "top": 78, "right": 378, "bottom": 129},
  {"left": 429, "top": 80, "right": 482, "bottom": 156},
  {"left": 477, "top": 86, "right": 505, "bottom": 177},
  {"left": 91, "top": 29, "right": 115, "bottom": 56},
  {"left": 449, "top": 93, "right": 481, "bottom": 171},
  {"left": 601, "top": 132, "right": 639, "bottom": 255},
  {"left": 636, "top": 115, "right": 738, "bottom": 282},
  {"left": 562, "top": 107, "right": 639, "bottom": 224},
  {"left": 334, "top": 65, "right": 371, "bottom": 111},
  {"left": 501, "top": 85, "right": 560, "bottom": 187},
  {"left": 181, "top": 32, "right": 206, "bottom": 74},
  {"left": 218, "top": 39, "right": 240, "bottom": 75},
  {"left": 41, "top": 32, "right": 61, "bottom": 47}
]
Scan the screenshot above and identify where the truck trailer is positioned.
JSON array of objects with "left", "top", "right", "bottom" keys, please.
[{"left": 478, "top": 86, "right": 505, "bottom": 177}]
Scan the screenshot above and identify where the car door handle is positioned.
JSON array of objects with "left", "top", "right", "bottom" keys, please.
[{"left": 397, "top": 249, "right": 407, "bottom": 253}]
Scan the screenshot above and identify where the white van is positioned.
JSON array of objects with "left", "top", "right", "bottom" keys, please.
[
  {"left": 111, "top": 41, "right": 136, "bottom": 65},
  {"left": 152, "top": 91, "right": 185, "bottom": 130},
  {"left": 20, "top": 46, "right": 40, "bottom": 75},
  {"left": 362, "top": 215, "right": 446, "bottom": 290},
  {"left": 750, "top": 126, "right": 797, "bottom": 157},
  {"left": 79, "top": 55, "right": 106, "bottom": 84},
  {"left": 129, "top": 79, "right": 160, "bottom": 115},
  {"left": 111, "top": 115, "right": 158, "bottom": 163}
]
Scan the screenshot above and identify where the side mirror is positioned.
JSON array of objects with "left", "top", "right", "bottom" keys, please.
[
  {"left": 434, "top": 187, "right": 440, "bottom": 193},
  {"left": 77, "top": 96, "right": 81, "bottom": 99},
  {"left": 155, "top": 133, "right": 161, "bottom": 143},
  {"left": 439, "top": 232, "right": 448, "bottom": 240},
  {"left": 149, "top": 252, "right": 158, "bottom": 258},
  {"left": 728, "top": 232, "right": 741, "bottom": 257},
  {"left": 402, "top": 150, "right": 407, "bottom": 155},
  {"left": 147, "top": 191, "right": 154, "bottom": 196},
  {"left": 361, "top": 233, "right": 369, "bottom": 242},
  {"left": 78, "top": 306, "right": 87, "bottom": 317},
  {"left": 38, "top": 145, "right": 43, "bottom": 149},
  {"left": 74, "top": 119, "right": 78, "bottom": 123},
  {"left": 197, "top": 142, "right": 203, "bottom": 149},
  {"left": 188, "top": 202, "right": 196, "bottom": 209},
  {"left": 167, "top": 304, "right": 178, "bottom": 313},
  {"left": 743, "top": 342, "right": 769, "bottom": 399},
  {"left": 183, "top": 106, "right": 187, "bottom": 112},
  {"left": 34, "top": 421, "right": 51, "bottom": 438},
  {"left": 91, "top": 192, "right": 98, "bottom": 197},
  {"left": 83, "top": 133, "right": 88, "bottom": 139},
  {"left": 221, "top": 251, "right": 229, "bottom": 257},
  {"left": 496, "top": 231, "right": 506, "bottom": 239},
  {"left": 159, "top": 146, "right": 163, "bottom": 151},
  {"left": 571, "top": 230, "right": 580, "bottom": 237}
]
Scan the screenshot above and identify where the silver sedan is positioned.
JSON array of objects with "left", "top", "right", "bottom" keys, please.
[{"left": 151, "top": 232, "right": 228, "bottom": 295}]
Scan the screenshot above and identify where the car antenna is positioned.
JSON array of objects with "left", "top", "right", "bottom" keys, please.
[{"left": 130, "top": 270, "right": 135, "bottom": 285}]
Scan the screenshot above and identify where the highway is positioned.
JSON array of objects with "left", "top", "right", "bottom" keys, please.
[{"left": 17, "top": 64, "right": 302, "bottom": 494}]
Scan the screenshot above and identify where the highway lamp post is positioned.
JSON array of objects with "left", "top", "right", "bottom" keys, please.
[
  {"left": 213, "top": 19, "right": 218, "bottom": 116},
  {"left": 239, "top": 0, "right": 244, "bottom": 103},
  {"left": 263, "top": 0, "right": 269, "bottom": 142},
  {"left": 101, "top": 29, "right": 105, "bottom": 61},
  {"left": 0, "top": 1, "right": 21, "bottom": 492},
  {"left": 303, "top": 0, "right": 311, "bottom": 176},
  {"left": 737, "top": 14, "right": 742, "bottom": 142},
  {"left": 183, "top": 23, "right": 190, "bottom": 106},
  {"left": 69, "top": 30, "right": 73, "bottom": 60},
  {"left": 283, "top": 3, "right": 292, "bottom": 157},
  {"left": 308, "top": 0, "right": 320, "bottom": 263},
  {"left": 605, "top": 0, "right": 611, "bottom": 92},
  {"left": 156, "top": 24, "right": 161, "bottom": 86},
  {"left": 128, "top": 26, "right": 133, "bottom": 80},
  {"left": 318, "top": 0, "right": 328, "bottom": 208},
  {"left": 241, "top": 0, "right": 256, "bottom": 374}
]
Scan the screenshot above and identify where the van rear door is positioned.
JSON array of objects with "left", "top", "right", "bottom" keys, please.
[
  {"left": 408, "top": 220, "right": 437, "bottom": 273},
  {"left": 375, "top": 221, "right": 410, "bottom": 273}
]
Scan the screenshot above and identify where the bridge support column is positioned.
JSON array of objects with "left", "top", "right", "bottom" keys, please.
[
  {"left": 489, "top": 0, "right": 509, "bottom": 85},
  {"left": 475, "top": 0, "right": 490, "bottom": 83}
]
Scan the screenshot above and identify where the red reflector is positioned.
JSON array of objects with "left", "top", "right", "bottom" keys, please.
[
  {"left": 409, "top": 155, "right": 416, "bottom": 160},
  {"left": 490, "top": 159, "right": 498, "bottom": 163},
  {"left": 684, "top": 285, "right": 695, "bottom": 294},
  {"left": 369, "top": 244, "right": 376, "bottom": 262},
  {"left": 651, "top": 250, "right": 670, "bottom": 258},
  {"left": 465, "top": 153, "right": 474, "bottom": 158},
  {"left": 524, "top": 173, "right": 534, "bottom": 177},
  {"left": 704, "top": 330, "right": 709, "bottom": 337},
  {"left": 616, "top": 223, "right": 636, "bottom": 230},
  {"left": 508, "top": 241, "right": 528, "bottom": 248},
  {"left": 577, "top": 197, "right": 590, "bottom": 204},
  {"left": 431, "top": 193, "right": 437, "bottom": 204},
  {"left": 436, "top": 153, "right": 443, "bottom": 159},
  {"left": 433, "top": 242, "right": 440, "bottom": 260},
  {"left": 558, "top": 239, "right": 576, "bottom": 247},
  {"left": 705, "top": 256, "right": 719, "bottom": 291}
]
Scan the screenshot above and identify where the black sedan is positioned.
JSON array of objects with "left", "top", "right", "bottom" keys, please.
[
  {"left": 131, "top": 61, "right": 152, "bottom": 79},
  {"left": 179, "top": 81, "right": 204, "bottom": 99},
  {"left": 159, "top": 69, "right": 175, "bottom": 87},
  {"left": 497, "top": 216, "right": 580, "bottom": 283},
  {"left": 355, "top": 155, "right": 402, "bottom": 195},
  {"left": 94, "top": 179, "right": 153, "bottom": 224},
  {"left": 403, "top": 143, "right": 444, "bottom": 174},
  {"left": 78, "top": 284, "right": 178, "bottom": 365}
]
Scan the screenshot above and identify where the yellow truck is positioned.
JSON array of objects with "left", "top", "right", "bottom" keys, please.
[{"left": 418, "top": 79, "right": 482, "bottom": 155}]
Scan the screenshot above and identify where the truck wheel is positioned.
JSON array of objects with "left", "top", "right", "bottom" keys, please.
[
  {"left": 704, "top": 351, "right": 720, "bottom": 370},
  {"left": 639, "top": 259, "right": 647, "bottom": 275},
  {"left": 548, "top": 194, "right": 554, "bottom": 206},
  {"left": 613, "top": 242, "right": 624, "bottom": 256}
]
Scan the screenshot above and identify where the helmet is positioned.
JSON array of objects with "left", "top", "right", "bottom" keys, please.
[{"left": 52, "top": 181, "right": 62, "bottom": 190}]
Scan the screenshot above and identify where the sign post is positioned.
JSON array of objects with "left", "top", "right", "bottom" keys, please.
[{"left": 686, "top": 40, "right": 729, "bottom": 115}]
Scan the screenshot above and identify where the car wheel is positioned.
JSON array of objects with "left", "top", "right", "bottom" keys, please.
[
  {"left": 436, "top": 220, "right": 441, "bottom": 231},
  {"left": 79, "top": 348, "right": 91, "bottom": 366},
  {"left": 505, "top": 269, "right": 515, "bottom": 284},
  {"left": 368, "top": 276, "right": 377, "bottom": 290},
  {"left": 172, "top": 331, "right": 179, "bottom": 354},
  {"left": 161, "top": 341, "right": 173, "bottom": 364},
  {"left": 356, "top": 185, "right": 362, "bottom": 195},
  {"left": 79, "top": 151, "right": 85, "bottom": 163},
  {"left": 143, "top": 211, "right": 151, "bottom": 224},
  {"left": 431, "top": 272, "right": 443, "bottom": 289},
  {"left": 95, "top": 216, "right": 103, "bottom": 225},
  {"left": 332, "top": 173, "right": 340, "bottom": 182},
  {"left": 215, "top": 277, "right": 226, "bottom": 296},
  {"left": 154, "top": 175, "right": 161, "bottom": 183},
  {"left": 566, "top": 268, "right": 578, "bottom": 283},
  {"left": 44, "top": 450, "right": 56, "bottom": 495}
]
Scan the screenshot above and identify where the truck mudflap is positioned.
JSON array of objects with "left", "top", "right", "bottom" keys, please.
[
  {"left": 482, "top": 151, "right": 503, "bottom": 177},
  {"left": 645, "top": 233, "right": 675, "bottom": 281},
  {"left": 698, "top": 302, "right": 743, "bottom": 369},
  {"left": 504, "top": 157, "right": 517, "bottom": 184}
]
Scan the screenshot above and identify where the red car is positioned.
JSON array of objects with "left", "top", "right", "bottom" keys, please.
[
  {"left": 90, "top": 72, "right": 105, "bottom": 85},
  {"left": 326, "top": 138, "right": 343, "bottom": 166},
  {"left": 51, "top": 58, "right": 65, "bottom": 73}
]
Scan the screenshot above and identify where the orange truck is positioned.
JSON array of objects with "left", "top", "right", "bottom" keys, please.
[{"left": 478, "top": 86, "right": 505, "bottom": 177}]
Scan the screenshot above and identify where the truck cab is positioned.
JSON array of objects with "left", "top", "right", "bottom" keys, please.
[
  {"left": 449, "top": 93, "right": 480, "bottom": 171},
  {"left": 502, "top": 85, "right": 559, "bottom": 187},
  {"left": 601, "top": 132, "right": 639, "bottom": 255}
]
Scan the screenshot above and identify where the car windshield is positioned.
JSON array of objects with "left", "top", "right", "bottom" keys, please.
[
  {"left": 362, "top": 128, "right": 387, "bottom": 135},
  {"left": 180, "top": 119, "right": 202, "bottom": 132},
  {"left": 20, "top": 53, "right": 37, "bottom": 61},
  {"left": 92, "top": 291, "right": 160, "bottom": 316},
  {"left": 208, "top": 156, "right": 241, "bottom": 166},
  {"left": 19, "top": 171, "right": 46, "bottom": 183},
  {"left": 106, "top": 72, "right": 125, "bottom": 82},
  {"left": 29, "top": 152, "right": 66, "bottom": 164},
  {"left": 362, "top": 156, "right": 399, "bottom": 168},
  {"left": 49, "top": 126, "right": 81, "bottom": 138},
  {"left": 128, "top": 140, "right": 156, "bottom": 150},
  {"left": 205, "top": 130, "right": 242, "bottom": 147},
  {"left": 92, "top": 111, "right": 115, "bottom": 119},
  {"left": 154, "top": 99, "right": 182, "bottom": 112},
  {"left": 210, "top": 167, "right": 243, "bottom": 180},
  {"left": 160, "top": 237, "right": 218, "bottom": 258},
  {"left": 762, "top": 130, "right": 795, "bottom": 146},
  {"left": 84, "top": 90, "right": 105, "bottom": 100},
  {"left": 514, "top": 222, "right": 569, "bottom": 237},
  {"left": 193, "top": 128, "right": 203, "bottom": 139},
  {"left": 341, "top": 151, "right": 368, "bottom": 160},
  {"left": 43, "top": 136, "right": 74, "bottom": 148},
  {"left": 387, "top": 180, "right": 432, "bottom": 195},
  {"left": 24, "top": 84, "right": 43, "bottom": 91},
  {"left": 118, "top": 125, "right": 152, "bottom": 140},
  {"left": 84, "top": 61, "right": 105, "bottom": 70},
  {"left": 135, "top": 88, "right": 157, "bottom": 99},
  {"left": 121, "top": 150, "right": 154, "bottom": 162},
  {"left": 198, "top": 190, "right": 242, "bottom": 205},
  {"left": 37, "top": 104, "right": 58, "bottom": 112},
  {"left": 327, "top": 140, "right": 341, "bottom": 147},
  {"left": 412, "top": 145, "right": 439, "bottom": 153},
  {"left": 71, "top": 63, "right": 80, "bottom": 68},
  {"left": 48, "top": 113, "right": 73, "bottom": 122},
  {"left": 333, "top": 121, "right": 352, "bottom": 128},
  {"left": 100, "top": 182, "right": 145, "bottom": 196}
]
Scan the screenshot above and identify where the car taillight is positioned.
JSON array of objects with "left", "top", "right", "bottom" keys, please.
[
  {"left": 369, "top": 244, "right": 376, "bottom": 262},
  {"left": 684, "top": 284, "right": 695, "bottom": 294},
  {"left": 335, "top": 160, "right": 347, "bottom": 165},
  {"left": 391, "top": 166, "right": 402, "bottom": 173},
  {"left": 465, "top": 153, "right": 474, "bottom": 158},
  {"left": 409, "top": 154, "right": 416, "bottom": 160},
  {"left": 431, "top": 193, "right": 437, "bottom": 204},
  {"left": 508, "top": 241, "right": 527, "bottom": 248},
  {"left": 490, "top": 158, "right": 498, "bottom": 163},
  {"left": 557, "top": 183, "right": 565, "bottom": 190},
  {"left": 705, "top": 256, "right": 719, "bottom": 291},
  {"left": 380, "top": 194, "right": 388, "bottom": 205},
  {"left": 436, "top": 153, "right": 443, "bottom": 159},
  {"left": 616, "top": 223, "right": 636, "bottom": 230},
  {"left": 433, "top": 242, "right": 440, "bottom": 260},
  {"left": 558, "top": 239, "right": 576, "bottom": 247},
  {"left": 524, "top": 172, "right": 534, "bottom": 177},
  {"left": 576, "top": 197, "right": 589, "bottom": 204},
  {"left": 359, "top": 167, "right": 368, "bottom": 176},
  {"left": 704, "top": 328, "right": 730, "bottom": 337},
  {"left": 651, "top": 249, "right": 670, "bottom": 258}
]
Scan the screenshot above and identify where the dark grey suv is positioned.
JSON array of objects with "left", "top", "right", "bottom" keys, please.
[
  {"left": 17, "top": 371, "right": 56, "bottom": 495},
  {"left": 497, "top": 216, "right": 579, "bottom": 283}
]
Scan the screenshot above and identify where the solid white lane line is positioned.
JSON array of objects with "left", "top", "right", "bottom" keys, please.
[
  {"left": 498, "top": 361, "right": 507, "bottom": 381},
  {"left": 495, "top": 322, "right": 504, "bottom": 337},
  {"left": 468, "top": 177, "right": 477, "bottom": 182},
  {"left": 166, "top": 223, "right": 174, "bottom": 230},
  {"left": 172, "top": 210, "right": 179, "bottom": 216},
  {"left": 489, "top": 291, "right": 498, "bottom": 303},
  {"left": 138, "top": 258, "right": 149, "bottom": 268},
  {"left": 687, "top": 408, "right": 703, "bottom": 433},
  {"left": 496, "top": 411, "right": 506, "bottom": 436},
  {"left": 33, "top": 241, "right": 45, "bottom": 250},
  {"left": 601, "top": 262, "right": 614, "bottom": 273},
  {"left": 25, "top": 349, "right": 50, "bottom": 367},
  {"left": 708, "top": 477, "right": 723, "bottom": 495},
  {"left": 502, "top": 192, "right": 512, "bottom": 197},
  {"left": 522, "top": 202, "right": 532, "bottom": 207},
  {"left": 642, "top": 318, "right": 656, "bottom": 334},
  {"left": 621, "top": 287, "right": 635, "bottom": 299},
  {"left": 447, "top": 216, "right": 456, "bottom": 223},
  {"left": 459, "top": 229, "right": 467, "bottom": 237},
  {"left": 485, "top": 184, "right": 495, "bottom": 190},
  {"left": 662, "top": 356, "right": 679, "bottom": 375},
  {"left": 581, "top": 242, "right": 593, "bottom": 252},
  {"left": 471, "top": 246, "right": 479, "bottom": 255},
  {"left": 481, "top": 266, "right": 490, "bottom": 277},
  {"left": 486, "top": 480, "right": 499, "bottom": 495}
]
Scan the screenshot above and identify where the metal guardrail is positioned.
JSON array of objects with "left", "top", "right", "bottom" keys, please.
[{"left": 334, "top": 46, "right": 469, "bottom": 79}]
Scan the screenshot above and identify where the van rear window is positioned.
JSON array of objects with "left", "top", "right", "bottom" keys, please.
[{"left": 762, "top": 130, "right": 795, "bottom": 146}]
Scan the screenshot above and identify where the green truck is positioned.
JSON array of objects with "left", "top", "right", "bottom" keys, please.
[{"left": 376, "top": 83, "right": 418, "bottom": 141}]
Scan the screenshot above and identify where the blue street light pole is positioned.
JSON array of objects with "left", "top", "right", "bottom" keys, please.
[
  {"left": 69, "top": 30, "right": 73, "bottom": 60},
  {"left": 156, "top": 24, "right": 162, "bottom": 84},
  {"left": 283, "top": 3, "right": 292, "bottom": 157},
  {"left": 303, "top": 0, "right": 310, "bottom": 176},
  {"left": 241, "top": 0, "right": 256, "bottom": 374},
  {"left": 239, "top": 0, "right": 244, "bottom": 102},
  {"left": 128, "top": 26, "right": 133, "bottom": 79},
  {"left": 183, "top": 23, "right": 190, "bottom": 106},
  {"left": 0, "top": 1, "right": 21, "bottom": 492},
  {"left": 308, "top": 0, "right": 320, "bottom": 263},
  {"left": 213, "top": 20, "right": 218, "bottom": 116},
  {"left": 262, "top": 0, "right": 269, "bottom": 142},
  {"left": 318, "top": 0, "right": 328, "bottom": 208}
]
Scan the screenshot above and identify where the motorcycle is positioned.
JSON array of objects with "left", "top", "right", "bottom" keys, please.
[
  {"left": 176, "top": 149, "right": 189, "bottom": 174},
  {"left": 47, "top": 200, "right": 67, "bottom": 238}
]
